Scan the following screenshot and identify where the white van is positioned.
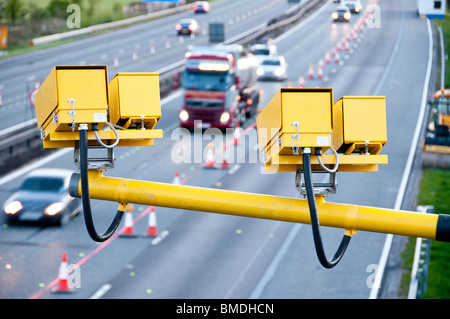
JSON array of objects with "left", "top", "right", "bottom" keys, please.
[{"left": 249, "top": 43, "right": 278, "bottom": 63}]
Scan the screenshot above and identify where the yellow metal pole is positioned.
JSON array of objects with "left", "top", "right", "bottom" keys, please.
[{"left": 70, "top": 170, "right": 448, "bottom": 241}]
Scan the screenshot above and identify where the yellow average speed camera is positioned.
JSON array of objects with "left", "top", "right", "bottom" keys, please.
[
  {"left": 35, "top": 65, "right": 109, "bottom": 136},
  {"left": 256, "top": 88, "right": 388, "bottom": 172},
  {"left": 109, "top": 72, "right": 161, "bottom": 130},
  {"left": 34, "top": 65, "right": 163, "bottom": 149},
  {"left": 34, "top": 66, "right": 450, "bottom": 264}
]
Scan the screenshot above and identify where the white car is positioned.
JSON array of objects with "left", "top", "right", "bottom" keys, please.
[
  {"left": 256, "top": 56, "right": 288, "bottom": 81},
  {"left": 249, "top": 43, "right": 278, "bottom": 63}
]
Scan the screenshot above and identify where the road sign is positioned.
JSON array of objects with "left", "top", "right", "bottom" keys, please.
[
  {"left": 29, "top": 88, "right": 38, "bottom": 107},
  {"left": 0, "top": 25, "right": 8, "bottom": 49},
  {"left": 209, "top": 23, "right": 224, "bottom": 43}
]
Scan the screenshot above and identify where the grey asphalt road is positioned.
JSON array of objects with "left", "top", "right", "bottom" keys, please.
[
  {"left": 0, "top": 0, "right": 311, "bottom": 299},
  {"left": 0, "top": 0, "right": 434, "bottom": 301},
  {"left": 0, "top": 0, "right": 290, "bottom": 130},
  {"left": 97, "top": 0, "right": 432, "bottom": 299}
]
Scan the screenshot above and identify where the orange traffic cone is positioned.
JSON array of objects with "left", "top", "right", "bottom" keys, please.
[
  {"left": 120, "top": 207, "right": 136, "bottom": 237},
  {"left": 335, "top": 52, "right": 340, "bottom": 64},
  {"left": 52, "top": 253, "right": 73, "bottom": 294},
  {"left": 205, "top": 143, "right": 215, "bottom": 168},
  {"left": 146, "top": 206, "right": 158, "bottom": 237},
  {"left": 318, "top": 58, "right": 324, "bottom": 69},
  {"left": 307, "top": 63, "right": 314, "bottom": 80},
  {"left": 317, "top": 67, "right": 323, "bottom": 80},
  {"left": 150, "top": 41, "right": 156, "bottom": 55},
  {"left": 324, "top": 49, "right": 331, "bottom": 64},
  {"left": 173, "top": 170, "right": 181, "bottom": 185},
  {"left": 221, "top": 147, "right": 230, "bottom": 169},
  {"left": 297, "top": 73, "right": 305, "bottom": 88},
  {"left": 234, "top": 122, "right": 241, "bottom": 145}
]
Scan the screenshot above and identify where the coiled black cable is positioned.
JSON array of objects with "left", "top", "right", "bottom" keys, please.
[
  {"left": 79, "top": 127, "right": 125, "bottom": 242},
  {"left": 302, "top": 148, "right": 351, "bottom": 269}
]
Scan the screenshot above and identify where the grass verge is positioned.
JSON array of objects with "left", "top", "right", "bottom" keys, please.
[
  {"left": 398, "top": 13, "right": 450, "bottom": 299},
  {"left": 401, "top": 168, "right": 450, "bottom": 298},
  {"left": 417, "top": 168, "right": 450, "bottom": 298}
]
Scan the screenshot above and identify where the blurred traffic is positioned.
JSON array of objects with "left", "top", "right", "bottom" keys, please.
[
  {"left": 0, "top": 0, "right": 444, "bottom": 300},
  {"left": 193, "top": 1, "right": 210, "bottom": 14},
  {"left": 256, "top": 55, "right": 288, "bottom": 81},
  {"left": 342, "top": 0, "right": 363, "bottom": 13},
  {"left": 175, "top": 18, "right": 199, "bottom": 35},
  {"left": 179, "top": 44, "right": 260, "bottom": 129},
  {"left": 249, "top": 42, "right": 278, "bottom": 63},
  {"left": 3, "top": 168, "right": 81, "bottom": 226},
  {"left": 332, "top": 6, "right": 351, "bottom": 22}
]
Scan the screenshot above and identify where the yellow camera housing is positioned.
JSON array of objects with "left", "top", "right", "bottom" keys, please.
[
  {"left": 35, "top": 65, "right": 109, "bottom": 136},
  {"left": 333, "top": 96, "right": 387, "bottom": 155},
  {"left": 35, "top": 66, "right": 163, "bottom": 149},
  {"left": 257, "top": 88, "right": 333, "bottom": 156},
  {"left": 109, "top": 72, "right": 161, "bottom": 129},
  {"left": 256, "top": 88, "right": 388, "bottom": 172}
]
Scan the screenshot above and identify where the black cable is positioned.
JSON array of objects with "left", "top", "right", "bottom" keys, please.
[
  {"left": 303, "top": 148, "right": 351, "bottom": 269},
  {"left": 79, "top": 127, "right": 125, "bottom": 242}
]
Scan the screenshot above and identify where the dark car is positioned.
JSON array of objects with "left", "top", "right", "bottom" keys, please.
[
  {"left": 175, "top": 19, "right": 199, "bottom": 35},
  {"left": 342, "top": 0, "right": 362, "bottom": 13},
  {"left": 2, "top": 168, "right": 81, "bottom": 226},
  {"left": 193, "top": 1, "right": 210, "bottom": 13},
  {"left": 332, "top": 6, "right": 351, "bottom": 22}
]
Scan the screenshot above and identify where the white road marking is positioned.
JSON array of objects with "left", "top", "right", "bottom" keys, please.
[
  {"left": 89, "top": 284, "right": 112, "bottom": 299},
  {"left": 369, "top": 18, "right": 433, "bottom": 300},
  {"left": 151, "top": 230, "right": 170, "bottom": 246}
]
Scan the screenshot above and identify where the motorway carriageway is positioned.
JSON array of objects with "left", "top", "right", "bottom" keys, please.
[{"left": 0, "top": 0, "right": 435, "bottom": 299}]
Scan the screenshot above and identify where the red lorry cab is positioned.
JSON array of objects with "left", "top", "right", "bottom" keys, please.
[{"left": 179, "top": 45, "right": 259, "bottom": 130}]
